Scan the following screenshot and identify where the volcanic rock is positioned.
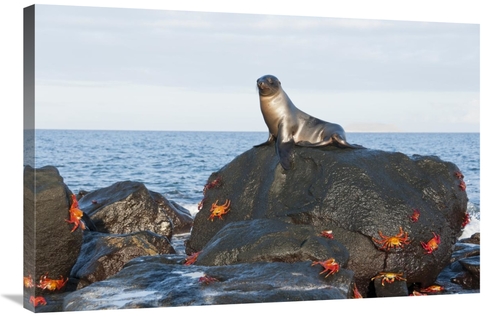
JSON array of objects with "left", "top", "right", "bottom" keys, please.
[
  {"left": 77, "top": 181, "right": 175, "bottom": 238},
  {"left": 23, "top": 165, "right": 85, "bottom": 305},
  {"left": 186, "top": 143, "right": 468, "bottom": 296}
]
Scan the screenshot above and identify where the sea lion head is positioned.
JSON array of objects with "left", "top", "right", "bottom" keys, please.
[{"left": 256, "top": 75, "right": 281, "bottom": 97}]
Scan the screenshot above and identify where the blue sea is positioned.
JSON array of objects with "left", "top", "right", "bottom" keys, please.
[{"left": 31, "top": 130, "right": 480, "bottom": 238}]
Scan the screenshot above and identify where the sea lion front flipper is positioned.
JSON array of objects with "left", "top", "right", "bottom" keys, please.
[
  {"left": 276, "top": 125, "right": 294, "bottom": 170},
  {"left": 332, "top": 134, "right": 365, "bottom": 149},
  {"left": 276, "top": 139, "right": 294, "bottom": 170}
]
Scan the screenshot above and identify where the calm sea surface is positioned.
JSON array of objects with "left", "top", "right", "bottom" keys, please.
[{"left": 31, "top": 130, "right": 480, "bottom": 226}]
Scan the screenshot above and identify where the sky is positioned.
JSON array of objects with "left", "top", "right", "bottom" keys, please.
[{"left": 33, "top": 4, "right": 480, "bottom": 132}]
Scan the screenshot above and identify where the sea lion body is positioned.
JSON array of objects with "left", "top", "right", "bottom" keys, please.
[{"left": 256, "top": 74, "right": 363, "bottom": 169}]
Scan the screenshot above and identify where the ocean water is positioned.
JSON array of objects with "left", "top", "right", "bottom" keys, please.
[{"left": 31, "top": 130, "right": 480, "bottom": 236}]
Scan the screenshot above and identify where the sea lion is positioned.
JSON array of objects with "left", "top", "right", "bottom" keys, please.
[{"left": 255, "top": 74, "right": 364, "bottom": 170}]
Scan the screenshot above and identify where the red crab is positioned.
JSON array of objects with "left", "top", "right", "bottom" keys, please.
[
  {"left": 66, "top": 194, "right": 86, "bottom": 232},
  {"left": 37, "top": 273, "right": 68, "bottom": 291},
  {"left": 203, "top": 176, "right": 222, "bottom": 195},
  {"left": 29, "top": 296, "right": 47, "bottom": 307},
  {"left": 352, "top": 283, "right": 363, "bottom": 298},
  {"left": 410, "top": 290, "right": 427, "bottom": 296},
  {"left": 421, "top": 232, "right": 441, "bottom": 254},
  {"left": 199, "top": 275, "right": 219, "bottom": 285},
  {"left": 371, "top": 272, "right": 406, "bottom": 286},
  {"left": 372, "top": 227, "right": 410, "bottom": 251},
  {"left": 409, "top": 208, "right": 420, "bottom": 223},
  {"left": 208, "top": 199, "right": 231, "bottom": 221},
  {"left": 311, "top": 258, "right": 340, "bottom": 278},
  {"left": 419, "top": 285, "right": 445, "bottom": 293},
  {"left": 197, "top": 198, "right": 206, "bottom": 211},
  {"left": 454, "top": 171, "right": 464, "bottom": 179},
  {"left": 184, "top": 251, "right": 201, "bottom": 266},
  {"left": 462, "top": 212, "right": 471, "bottom": 228},
  {"left": 458, "top": 180, "right": 466, "bottom": 191},
  {"left": 321, "top": 230, "right": 334, "bottom": 239},
  {"left": 24, "top": 275, "right": 34, "bottom": 288}
]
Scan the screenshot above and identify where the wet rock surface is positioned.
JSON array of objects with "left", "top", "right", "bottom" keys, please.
[
  {"left": 196, "top": 218, "right": 349, "bottom": 267},
  {"left": 71, "top": 230, "right": 176, "bottom": 289},
  {"left": 24, "top": 143, "right": 479, "bottom": 312},
  {"left": 63, "top": 257, "right": 354, "bottom": 311},
  {"left": 187, "top": 144, "right": 469, "bottom": 296},
  {"left": 434, "top": 235, "right": 480, "bottom": 293},
  {"left": 77, "top": 181, "right": 184, "bottom": 238}
]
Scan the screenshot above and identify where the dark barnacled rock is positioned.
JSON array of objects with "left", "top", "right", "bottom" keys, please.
[
  {"left": 77, "top": 181, "right": 175, "bottom": 238},
  {"left": 150, "top": 191, "right": 194, "bottom": 234},
  {"left": 23, "top": 165, "right": 85, "bottom": 304},
  {"left": 70, "top": 230, "right": 176, "bottom": 289},
  {"left": 186, "top": 144, "right": 468, "bottom": 296}
]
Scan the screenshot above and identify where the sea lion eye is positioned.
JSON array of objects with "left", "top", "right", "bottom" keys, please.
[{"left": 267, "top": 78, "right": 273, "bottom": 84}]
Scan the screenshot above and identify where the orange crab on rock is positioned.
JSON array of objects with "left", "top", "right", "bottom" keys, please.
[
  {"left": 37, "top": 273, "right": 68, "bottom": 291},
  {"left": 372, "top": 227, "right": 410, "bottom": 251},
  {"left": 311, "top": 258, "right": 340, "bottom": 278},
  {"left": 203, "top": 176, "right": 222, "bottom": 195},
  {"left": 24, "top": 275, "right": 34, "bottom": 288},
  {"left": 371, "top": 272, "right": 407, "bottom": 286},
  {"left": 410, "top": 290, "right": 427, "bottom": 296},
  {"left": 421, "top": 232, "right": 440, "bottom": 254},
  {"left": 320, "top": 230, "right": 334, "bottom": 239},
  {"left": 419, "top": 284, "right": 445, "bottom": 293},
  {"left": 184, "top": 251, "right": 201, "bottom": 266},
  {"left": 29, "top": 296, "right": 47, "bottom": 307},
  {"left": 352, "top": 283, "right": 363, "bottom": 298},
  {"left": 462, "top": 212, "right": 471, "bottom": 228},
  {"left": 199, "top": 275, "right": 219, "bottom": 285},
  {"left": 66, "top": 194, "right": 86, "bottom": 232},
  {"left": 454, "top": 171, "right": 464, "bottom": 179},
  {"left": 208, "top": 199, "right": 231, "bottom": 221},
  {"left": 458, "top": 180, "right": 466, "bottom": 191},
  {"left": 409, "top": 208, "right": 420, "bottom": 223}
]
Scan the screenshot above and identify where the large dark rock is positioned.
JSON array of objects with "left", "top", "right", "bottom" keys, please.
[
  {"left": 186, "top": 144, "right": 468, "bottom": 296},
  {"left": 195, "top": 218, "right": 349, "bottom": 267},
  {"left": 150, "top": 191, "right": 194, "bottom": 234},
  {"left": 70, "top": 230, "right": 176, "bottom": 289},
  {"left": 77, "top": 181, "right": 175, "bottom": 238},
  {"left": 23, "top": 166, "right": 84, "bottom": 305},
  {"left": 63, "top": 255, "right": 354, "bottom": 311}
]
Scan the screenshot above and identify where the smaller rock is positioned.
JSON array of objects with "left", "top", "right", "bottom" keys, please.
[
  {"left": 77, "top": 181, "right": 174, "bottom": 239},
  {"left": 459, "top": 232, "right": 480, "bottom": 244},
  {"left": 71, "top": 231, "right": 176, "bottom": 289},
  {"left": 435, "top": 242, "right": 480, "bottom": 293},
  {"left": 150, "top": 191, "right": 194, "bottom": 234},
  {"left": 24, "top": 165, "right": 84, "bottom": 297},
  {"left": 63, "top": 260, "right": 354, "bottom": 311}
]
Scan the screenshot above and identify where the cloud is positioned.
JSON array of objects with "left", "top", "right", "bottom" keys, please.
[{"left": 32, "top": 5, "right": 479, "bottom": 132}]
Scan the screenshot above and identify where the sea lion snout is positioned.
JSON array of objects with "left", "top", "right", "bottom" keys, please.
[{"left": 257, "top": 75, "right": 280, "bottom": 96}]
